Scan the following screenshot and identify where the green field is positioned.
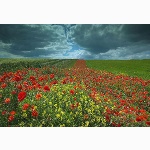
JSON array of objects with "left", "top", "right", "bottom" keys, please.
[
  {"left": 0, "top": 58, "right": 76, "bottom": 74},
  {"left": 86, "top": 60, "right": 150, "bottom": 80}
]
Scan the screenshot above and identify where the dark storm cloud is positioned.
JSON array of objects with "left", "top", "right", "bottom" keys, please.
[
  {"left": 0, "top": 24, "right": 68, "bottom": 57},
  {"left": 70, "top": 24, "right": 125, "bottom": 54},
  {"left": 0, "top": 24, "right": 150, "bottom": 59},
  {"left": 121, "top": 24, "right": 150, "bottom": 43},
  {"left": 70, "top": 24, "right": 150, "bottom": 54}
]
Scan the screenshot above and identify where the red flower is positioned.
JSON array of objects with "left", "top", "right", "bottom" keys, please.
[
  {"left": 70, "top": 89, "right": 75, "bottom": 95},
  {"left": 2, "top": 111, "right": 7, "bottom": 115},
  {"left": 105, "top": 114, "right": 110, "bottom": 122},
  {"left": 22, "top": 103, "right": 30, "bottom": 110},
  {"left": 136, "top": 116, "right": 143, "bottom": 122},
  {"left": 4, "top": 98, "right": 10, "bottom": 104},
  {"left": 14, "top": 75, "right": 22, "bottom": 82},
  {"left": 51, "top": 80, "right": 58, "bottom": 85},
  {"left": 11, "top": 90, "right": 17, "bottom": 95},
  {"left": 130, "top": 107, "right": 135, "bottom": 111},
  {"left": 1, "top": 83, "right": 7, "bottom": 89},
  {"left": 70, "top": 104, "right": 76, "bottom": 110},
  {"left": 116, "top": 124, "right": 121, "bottom": 127},
  {"left": 43, "top": 85, "right": 50, "bottom": 91},
  {"left": 17, "top": 84, "right": 22, "bottom": 90},
  {"left": 8, "top": 115, "right": 14, "bottom": 122},
  {"left": 10, "top": 111, "right": 16, "bottom": 116},
  {"left": 120, "top": 99, "right": 126, "bottom": 105},
  {"left": 62, "top": 80, "right": 67, "bottom": 84},
  {"left": 18, "top": 91, "right": 26, "bottom": 102},
  {"left": 32, "top": 110, "right": 38, "bottom": 117},
  {"left": 106, "top": 108, "right": 111, "bottom": 114},
  {"left": 30, "top": 76, "right": 36, "bottom": 81},
  {"left": 35, "top": 93, "right": 42, "bottom": 100},
  {"left": 50, "top": 74, "right": 55, "bottom": 79},
  {"left": 139, "top": 109, "right": 146, "bottom": 114},
  {"left": 146, "top": 121, "right": 150, "bottom": 126}
]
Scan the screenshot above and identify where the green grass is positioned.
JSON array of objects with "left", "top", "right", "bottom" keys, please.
[
  {"left": 0, "top": 58, "right": 76, "bottom": 74},
  {"left": 86, "top": 60, "right": 150, "bottom": 80}
]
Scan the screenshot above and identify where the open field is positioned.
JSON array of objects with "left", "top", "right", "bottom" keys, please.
[
  {"left": 0, "top": 59, "right": 150, "bottom": 127},
  {"left": 86, "top": 60, "right": 150, "bottom": 80},
  {"left": 0, "top": 58, "right": 76, "bottom": 74}
]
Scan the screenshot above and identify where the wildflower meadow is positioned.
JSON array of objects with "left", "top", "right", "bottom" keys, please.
[{"left": 0, "top": 59, "right": 150, "bottom": 127}]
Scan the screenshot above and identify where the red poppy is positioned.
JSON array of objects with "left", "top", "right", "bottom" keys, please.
[
  {"left": 18, "top": 91, "right": 26, "bottom": 102},
  {"left": 50, "top": 74, "right": 55, "bottom": 79},
  {"left": 17, "top": 84, "right": 22, "bottom": 90},
  {"left": 11, "top": 90, "right": 17, "bottom": 95},
  {"left": 139, "top": 109, "right": 146, "bottom": 114},
  {"left": 146, "top": 121, "right": 150, "bottom": 126},
  {"left": 14, "top": 75, "right": 22, "bottom": 82},
  {"left": 120, "top": 99, "right": 126, "bottom": 105},
  {"left": 30, "top": 76, "right": 36, "bottom": 81},
  {"left": 1, "top": 83, "right": 7, "bottom": 89},
  {"left": 105, "top": 114, "right": 110, "bottom": 122},
  {"left": 22, "top": 103, "right": 30, "bottom": 110},
  {"left": 32, "top": 110, "right": 38, "bottom": 117},
  {"left": 4, "top": 98, "right": 10, "bottom": 104},
  {"left": 136, "top": 116, "right": 143, "bottom": 122},
  {"left": 123, "top": 109, "right": 129, "bottom": 113},
  {"left": 106, "top": 108, "right": 111, "bottom": 114},
  {"left": 10, "top": 111, "right": 16, "bottom": 116},
  {"left": 74, "top": 86, "right": 77, "bottom": 89},
  {"left": 35, "top": 93, "right": 42, "bottom": 100},
  {"left": 2, "top": 111, "right": 7, "bottom": 115},
  {"left": 130, "top": 107, "right": 135, "bottom": 111},
  {"left": 70, "top": 89, "right": 75, "bottom": 95},
  {"left": 116, "top": 124, "right": 121, "bottom": 127},
  {"left": 62, "top": 80, "right": 67, "bottom": 84},
  {"left": 8, "top": 115, "right": 14, "bottom": 122},
  {"left": 43, "top": 85, "right": 50, "bottom": 91},
  {"left": 70, "top": 104, "right": 76, "bottom": 110},
  {"left": 52, "top": 80, "right": 58, "bottom": 84}
]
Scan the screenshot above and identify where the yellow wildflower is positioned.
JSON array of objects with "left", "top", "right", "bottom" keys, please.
[
  {"left": 22, "top": 113, "right": 27, "bottom": 118},
  {"left": 56, "top": 114, "right": 60, "bottom": 118},
  {"left": 85, "top": 121, "right": 89, "bottom": 127}
]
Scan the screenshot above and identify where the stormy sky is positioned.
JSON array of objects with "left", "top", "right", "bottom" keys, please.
[{"left": 0, "top": 24, "right": 150, "bottom": 59}]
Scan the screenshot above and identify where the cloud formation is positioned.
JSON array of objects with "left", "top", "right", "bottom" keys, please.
[
  {"left": 0, "top": 24, "right": 150, "bottom": 59},
  {"left": 70, "top": 24, "right": 125, "bottom": 54},
  {"left": 70, "top": 24, "right": 150, "bottom": 54},
  {"left": 0, "top": 24, "right": 70, "bottom": 57}
]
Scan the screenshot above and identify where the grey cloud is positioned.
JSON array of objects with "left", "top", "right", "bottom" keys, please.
[
  {"left": 70, "top": 24, "right": 150, "bottom": 55},
  {"left": 0, "top": 24, "right": 150, "bottom": 59},
  {"left": 121, "top": 24, "right": 150, "bottom": 43},
  {"left": 70, "top": 24, "right": 126, "bottom": 54},
  {"left": 0, "top": 41, "right": 11, "bottom": 50},
  {"left": 79, "top": 46, "right": 150, "bottom": 60},
  {"left": 0, "top": 24, "right": 71, "bottom": 57}
]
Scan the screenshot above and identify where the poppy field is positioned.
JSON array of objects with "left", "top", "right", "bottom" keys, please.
[{"left": 0, "top": 59, "right": 150, "bottom": 127}]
